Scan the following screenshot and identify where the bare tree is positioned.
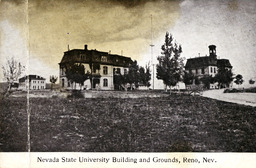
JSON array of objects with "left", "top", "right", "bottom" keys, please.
[
  {"left": 2, "top": 57, "right": 25, "bottom": 97},
  {"left": 50, "top": 75, "right": 58, "bottom": 90}
]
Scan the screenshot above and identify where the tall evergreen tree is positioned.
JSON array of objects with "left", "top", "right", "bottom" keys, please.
[{"left": 156, "top": 32, "right": 184, "bottom": 92}]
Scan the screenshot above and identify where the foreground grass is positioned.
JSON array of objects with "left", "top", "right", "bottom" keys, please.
[{"left": 1, "top": 94, "right": 256, "bottom": 152}]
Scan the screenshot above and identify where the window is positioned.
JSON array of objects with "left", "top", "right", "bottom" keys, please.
[
  {"left": 103, "top": 79, "right": 108, "bottom": 87},
  {"left": 196, "top": 69, "right": 198, "bottom": 74},
  {"left": 214, "top": 67, "right": 216, "bottom": 73},
  {"left": 116, "top": 68, "right": 121, "bottom": 74},
  {"left": 101, "top": 56, "right": 107, "bottom": 62},
  {"left": 103, "top": 66, "right": 108, "bottom": 75},
  {"left": 201, "top": 68, "right": 205, "bottom": 74},
  {"left": 62, "top": 68, "right": 66, "bottom": 75},
  {"left": 62, "top": 79, "right": 65, "bottom": 87},
  {"left": 124, "top": 68, "right": 128, "bottom": 75},
  {"left": 80, "top": 54, "right": 85, "bottom": 60},
  {"left": 211, "top": 67, "right": 213, "bottom": 73}
]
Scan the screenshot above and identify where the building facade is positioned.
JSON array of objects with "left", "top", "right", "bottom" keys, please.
[
  {"left": 59, "top": 44, "right": 133, "bottom": 90},
  {"left": 19, "top": 75, "right": 46, "bottom": 90},
  {"left": 185, "top": 45, "right": 232, "bottom": 89}
]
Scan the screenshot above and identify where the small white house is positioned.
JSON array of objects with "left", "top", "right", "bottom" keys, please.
[{"left": 19, "top": 75, "right": 46, "bottom": 90}]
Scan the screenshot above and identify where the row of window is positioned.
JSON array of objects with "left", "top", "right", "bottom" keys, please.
[
  {"left": 32, "top": 86, "right": 44, "bottom": 89},
  {"left": 62, "top": 78, "right": 109, "bottom": 87},
  {"left": 189, "top": 67, "right": 217, "bottom": 75},
  {"left": 61, "top": 66, "right": 127, "bottom": 76},
  {"left": 101, "top": 66, "right": 128, "bottom": 75},
  {"left": 210, "top": 67, "right": 217, "bottom": 73},
  {"left": 77, "top": 54, "right": 128, "bottom": 64},
  {"left": 32, "top": 81, "right": 44, "bottom": 83}
]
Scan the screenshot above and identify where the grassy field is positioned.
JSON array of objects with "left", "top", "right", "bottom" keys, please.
[{"left": 0, "top": 93, "right": 256, "bottom": 152}]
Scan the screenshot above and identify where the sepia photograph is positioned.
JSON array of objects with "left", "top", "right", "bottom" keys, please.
[{"left": 0, "top": 0, "right": 256, "bottom": 159}]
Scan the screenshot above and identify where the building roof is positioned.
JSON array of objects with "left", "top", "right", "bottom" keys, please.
[
  {"left": 185, "top": 56, "right": 232, "bottom": 69},
  {"left": 185, "top": 56, "right": 217, "bottom": 69},
  {"left": 59, "top": 45, "right": 133, "bottom": 67},
  {"left": 185, "top": 45, "right": 232, "bottom": 70},
  {"left": 19, "top": 75, "right": 45, "bottom": 82},
  {"left": 217, "top": 59, "right": 232, "bottom": 68}
]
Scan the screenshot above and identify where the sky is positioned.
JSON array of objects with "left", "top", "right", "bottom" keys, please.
[{"left": 0, "top": 0, "right": 256, "bottom": 88}]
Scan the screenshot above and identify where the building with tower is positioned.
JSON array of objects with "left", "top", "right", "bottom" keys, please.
[
  {"left": 185, "top": 45, "right": 232, "bottom": 89},
  {"left": 59, "top": 44, "right": 133, "bottom": 90}
]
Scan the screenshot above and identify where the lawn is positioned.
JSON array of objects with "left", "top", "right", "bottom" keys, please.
[{"left": 0, "top": 93, "right": 256, "bottom": 152}]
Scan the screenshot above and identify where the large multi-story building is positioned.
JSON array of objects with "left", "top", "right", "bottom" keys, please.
[
  {"left": 185, "top": 45, "right": 232, "bottom": 89},
  {"left": 19, "top": 75, "right": 46, "bottom": 90},
  {"left": 59, "top": 44, "right": 133, "bottom": 90}
]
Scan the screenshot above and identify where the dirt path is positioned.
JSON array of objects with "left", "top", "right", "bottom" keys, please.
[{"left": 202, "top": 89, "right": 256, "bottom": 107}]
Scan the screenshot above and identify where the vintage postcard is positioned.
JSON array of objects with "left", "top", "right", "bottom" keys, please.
[{"left": 0, "top": 0, "right": 256, "bottom": 167}]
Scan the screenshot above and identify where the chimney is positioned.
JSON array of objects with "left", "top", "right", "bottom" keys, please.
[
  {"left": 109, "top": 50, "right": 111, "bottom": 54},
  {"left": 84, "top": 44, "right": 88, "bottom": 50}
]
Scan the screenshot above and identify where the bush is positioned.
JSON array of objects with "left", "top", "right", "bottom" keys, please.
[{"left": 224, "top": 88, "right": 241, "bottom": 93}]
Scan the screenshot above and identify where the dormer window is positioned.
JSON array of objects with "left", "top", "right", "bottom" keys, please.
[
  {"left": 101, "top": 56, "right": 107, "bottom": 62},
  {"left": 80, "top": 54, "right": 85, "bottom": 60}
]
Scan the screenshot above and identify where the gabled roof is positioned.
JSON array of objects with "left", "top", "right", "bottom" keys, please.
[{"left": 19, "top": 75, "right": 45, "bottom": 82}]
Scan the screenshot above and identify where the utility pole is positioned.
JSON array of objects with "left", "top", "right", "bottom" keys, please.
[{"left": 150, "top": 14, "right": 155, "bottom": 90}]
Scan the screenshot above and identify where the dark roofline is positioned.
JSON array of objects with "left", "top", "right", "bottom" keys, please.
[
  {"left": 19, "top": 75, "right": 46, "bottom": 82},
  {"left": 64, "top": 48, "right": 132, "bottom": 59},
  {"left": 186, "top": 56, "right": 209, "bottom": 60}
]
